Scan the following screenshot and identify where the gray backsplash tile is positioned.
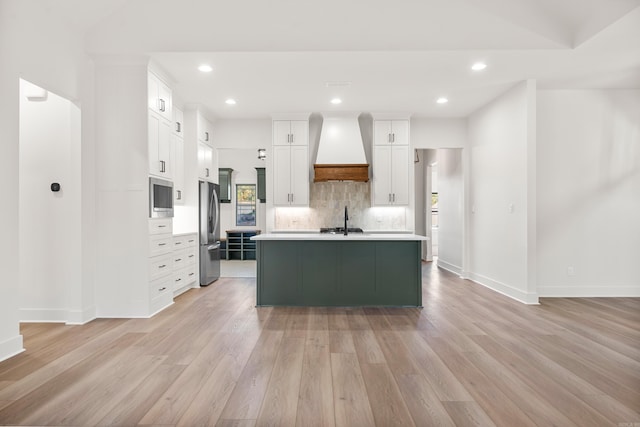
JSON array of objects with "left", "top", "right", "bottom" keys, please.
[{"left": 275, "top": 182, "right": 407, "bottom": 230}]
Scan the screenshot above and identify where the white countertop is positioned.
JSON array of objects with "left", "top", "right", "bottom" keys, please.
[{"left": 251, "top": 233, "right": 428, "bottom": 241}]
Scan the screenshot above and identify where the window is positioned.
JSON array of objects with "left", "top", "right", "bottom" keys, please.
[{"left": 236, "top": 184, "right": 256, "bottom": 226}]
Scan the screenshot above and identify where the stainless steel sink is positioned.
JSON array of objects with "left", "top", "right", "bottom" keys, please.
[{"left": 319, "top": 227, "right": 364, "bottom": 234}]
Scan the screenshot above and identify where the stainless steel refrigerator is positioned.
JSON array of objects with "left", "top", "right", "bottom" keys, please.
[{"left": 199, "top": 181, "right": 221, "bottom": 286}]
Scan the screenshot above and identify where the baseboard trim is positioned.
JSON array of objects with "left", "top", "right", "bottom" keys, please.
[
  {"left": 436, "top": 259, "right": 463, "bottom": 276},
  {"left": 0, "top": 335, "right": 24, "bottom": 363},
  {"left": 467, "top": 272, "right": 539, "bottom": 305},
  {"left": 66, "top": 305, "right": 97, "bottom": 325},
  {"left": 538, "top": 286, "right": 640, "bottom": 298}
]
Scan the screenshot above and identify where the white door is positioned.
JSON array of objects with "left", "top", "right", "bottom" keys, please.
[
  {"left": 290, "top": 145, "right": 309, "bottom": 205},
  {"left": 391, "top": 120, "right": 409, "bottom": 145},
  {"left": 374, "top": 120, "right": 392, "bottom": 145},
  {"left": 273, "top": 120, "right": 291, "bottom": 145},
  {"left": 373, "top": 145, "right": 392, "bottom": 205},
  {"left": 273, "top": 145, "right": 292, "bottom": 205},
  {"left": 391, "top": 145, "right": 409, "bottom": 205},
  {"left": 290, "top": 120, "right": 309, "bottom": 146}
]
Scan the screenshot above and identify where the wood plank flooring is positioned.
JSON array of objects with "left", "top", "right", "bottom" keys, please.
[{"left": 0, "top": 263, "right": 639, "bottom": 426}]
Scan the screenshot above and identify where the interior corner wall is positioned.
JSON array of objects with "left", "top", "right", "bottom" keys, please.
[
  {"left": 467, "top": 82, "right": 537, "bottom": 303},
  {"left": 537, "top": 90, "right": 640, "bottom": 297},
  {"left": 436, "top": 149, "right": 464, "bottom": 275},
  {"left": 0, "top": 0, "right": 93, "bottom": 358}
]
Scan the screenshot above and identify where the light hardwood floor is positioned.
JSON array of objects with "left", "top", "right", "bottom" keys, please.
[{"left": 0, "top": 263, "right": 639, "bottom": 426}]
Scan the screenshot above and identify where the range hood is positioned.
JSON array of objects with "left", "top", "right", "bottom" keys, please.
[{"left": 314, "top": 114, "right": 369, "bottom": 182}]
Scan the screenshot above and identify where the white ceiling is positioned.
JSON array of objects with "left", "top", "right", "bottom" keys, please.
[{"left": 36, "top": 0, "right": 640, "bottom": 118}]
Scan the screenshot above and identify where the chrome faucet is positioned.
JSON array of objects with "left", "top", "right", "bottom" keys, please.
[{"left": 344, "top": 206, "right": 349, "bottom": 235}]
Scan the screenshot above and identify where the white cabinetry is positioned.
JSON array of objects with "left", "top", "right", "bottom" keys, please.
[
  {"left": 172, "top": 233, "right": 198, "bottom": 297},
  {"left": 197, "top": 112, "right": 213, "bottom": 145},
  {"left": 148, "top": 71, "right": 174, "bottom": 180},
  {"left": 148, "top": 218, "right": 174, "bottom": 314},
  {"left": 272, "top": 120, "right": 309, "bottom": 206},
  {"left": 372, "top": 120, "right": 410, "bottom": 206},
  {"left": 148, "top": 72, "right": 172, "bottom": 121},
  {"left": 149, "top": 112, "right": 173, "bottom": 179},
  {"left": 172, "top": 107, "right": 185, "bottom": 204},
  {"left": 198, "top": 142, "right": 214, "bottom": 181}
]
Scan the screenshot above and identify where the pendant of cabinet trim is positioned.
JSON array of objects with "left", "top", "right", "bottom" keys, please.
[
  {"left": 272, "top": 120, "right": 309, "bottom": 206},
  {"left": 372, "top": 120, "right": 410, "bottom": 206}
]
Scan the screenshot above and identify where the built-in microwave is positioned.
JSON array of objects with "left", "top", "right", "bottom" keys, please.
[{"left": 149, "top": 177, "right": 174, "bottom": 218}]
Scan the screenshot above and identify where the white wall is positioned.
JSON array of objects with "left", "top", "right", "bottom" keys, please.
[
  {"left": 437, "top": 149, "right": 464, "bottom": 274},
  {"left": 0, "top": 0, "right": 95, "bottom": 360},
  {"left": 411, "top": 118, "right": 467, "bottom": 149},
  {"left": 537, "top": 90, "right": 640, "bottom": 297},
  {"left": 466, "top": 81, "right": 538, "bottom": 304},
  {"left": 19, "top": 81, "right": 82, "bottom": 322},
  {"left": 218, "top": 149, "right": 267, "bottom": 234}
]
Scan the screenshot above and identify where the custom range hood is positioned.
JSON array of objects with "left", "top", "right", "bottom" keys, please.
[{"left": 314, "top": 114, "right": 369, "bottom": 182}]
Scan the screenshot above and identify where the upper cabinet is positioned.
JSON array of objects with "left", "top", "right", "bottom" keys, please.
[
  {"left": 172, "top": 107, "right": 185, "bottom": 204},
  {"left": 148, "top": 72, "right": 172, "bottom": 122},
  {"left": 273, "top": 120, "right": 309, "bottom": 146},
  {"left": 148, "top": 110, "right": 173, "bottom": 179},
  {"left": 197, "top": 112, "right": 213, "bottom": 146},
  {"left": 272, "top": 119, "right": 309, "bottom": 206},
  {"left": 197, "top": 142, "right": 214, "bottom": 182},
  {"left": 374, "top": 120, "right": 409, "bottom": 146},
  {"left": 372, "top": 119, "right": 410, "bottom": 206}
]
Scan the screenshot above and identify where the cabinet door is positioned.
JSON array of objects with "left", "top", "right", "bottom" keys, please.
[
  {"left": 273, "top": 145, "right": 292, "bottom": 205},
  {"left": 290, "top": 121, "right": 309, "bottom": 146},
  {"left": 198, "top": 113, "right": 212, "bottom": 144},
  {"left": 149, "top": 112, "right": 172, "bottom": 178},
  {"left": 173, "top": 136, "right": 184, "bottom": 204},
  {"left": 391, "top": 120, "right": 409, "bottom": 145},
  {"left": 157, "top": 80, "right": 172, "bottom": 122},
  {"left": 373, "top": 145, "right": 392, "bottom": 205},
  {"left": 374, "top": 120, "right": 393, "bottom": 145},
  {"left": 273, "top": 120, "right": 291, "bottom": 145},
  {"left": 255, "top": 167, "right": 266, "bottom": 202},
  {"left": 198, "top": 142, "right": 214, "bottom": 181},
  {"left": 173, "top": 107, "right": 184, "bottom": 137},
  {"left": 391, "top": 145, "right": 409, "bottom": 205},
  {"left": 290, "top": 145, "right": 309, "bottom": 206}
]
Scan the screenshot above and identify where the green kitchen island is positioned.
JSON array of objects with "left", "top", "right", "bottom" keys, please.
[{"left": 251, "top": 233, "right": 427, "bottom": 307}]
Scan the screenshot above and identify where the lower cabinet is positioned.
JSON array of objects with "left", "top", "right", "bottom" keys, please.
[
  {"left": 148, "top": 218, "right": 174, "bottom": 314},
  {"left": 148, "top": 222, "right": 198, "bottom": 314},
  {"left": 172, "top": 233, "right": 198, "bottom": 296}
]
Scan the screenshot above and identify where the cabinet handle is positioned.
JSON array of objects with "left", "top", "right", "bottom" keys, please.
[
  {"left": 158, "top": 243, "right": 166, "bottom": 246},
  {"left": 175, "top": 278, "right": 182, "bottom": 282},
  {"left": 189, "top": 272, "right": 195, "bottom": 276},
  {"left": 205, "top": 131, "right": 209, "bottom": 141},
  {"left": 188, "top": 254, "right": 194, "bottom": 258},
  {"left": 392, "top": 133, "right": 395, "bottom": 142},
  {"left": 388, "top": 193, "right": 392, "bottom": 202},
  {"left": 159, "top": 264, "right": 167, "bottom": 268},
  {"left": 160, "top": 160, "right": 166, "bottom": 173},
  {"left": 159, "top": 99, "right": 166, "bottom": 112},
  {"left": 158, "top": 225, "right": 167, "bottom": 228},
  {"left": 393, "top": 193, "right": 396, "bottom": 202},
  {"left": 159, "top": 287, "right": 167, "bottom": 291},
  {"left": 175, "top": 242, "right": 182, "bottom": 245},
  {"left": 291, "top": 193, "right": 293, "bottom": 203},
  {"left": 205, "top": 168, "right": 209, "bottom": 177},
  {"left": 177, "top": 190, "right": 181, "bottom": 200},
  {"left": 176, "top": 121, "right": 181, "bottom": 133}
]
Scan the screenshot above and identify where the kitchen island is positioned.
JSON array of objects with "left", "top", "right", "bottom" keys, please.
[{"left": 251, "top": 233, "right": 427, "bottom": 307}]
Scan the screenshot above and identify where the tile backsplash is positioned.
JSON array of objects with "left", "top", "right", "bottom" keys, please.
[{"left": 274, "top": 182, "right": 407, "bottom": 230}]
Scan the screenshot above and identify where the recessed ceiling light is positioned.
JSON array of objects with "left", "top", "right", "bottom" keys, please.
[
  {"left": 331, "top": 98, "right": 342, "bottom": 105},
  {"left": 471, "top": 62, "right": 487, "bottom": 71},
  {"left": 225, "top": 98, "right": 236, "bottom": 105},
  {"left": 436, "top": 97, "right": 448, "bottom": 104},
  {"left": 198, "top": 64, "right": 213, "bottom": 73}
]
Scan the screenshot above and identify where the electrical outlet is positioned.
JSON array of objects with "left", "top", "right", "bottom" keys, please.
[{"left": 567, "top": 266, "right": 575, "bottom": 276}]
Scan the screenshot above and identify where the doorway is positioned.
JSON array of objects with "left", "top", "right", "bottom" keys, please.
[{"left": 19, "top": 79, "right": 82, "bottom": 323}]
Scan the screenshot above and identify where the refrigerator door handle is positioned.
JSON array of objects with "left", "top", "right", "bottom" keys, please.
[{"left": 211, "top": 187, "right": 220, "bottom": 238}]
